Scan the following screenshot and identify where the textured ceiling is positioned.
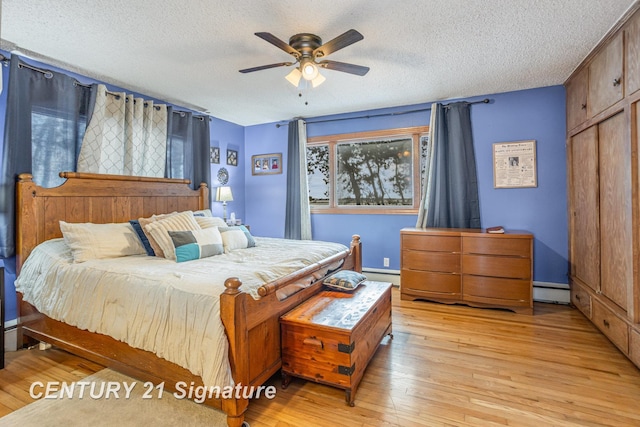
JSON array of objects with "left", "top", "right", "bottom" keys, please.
[{"left": 1, "top": 0, "right": 637, "bottom": 126}]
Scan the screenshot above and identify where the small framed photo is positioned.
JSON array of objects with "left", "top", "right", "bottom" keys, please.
[
  {"left": 251, "top": 153, "right": 282, "bottom": 175},
  {"left": 209, "top": 147, "right": 220, "bottom": 164},
  {"left": 226, "top": 149, "right": 238, "bottom": 166}
]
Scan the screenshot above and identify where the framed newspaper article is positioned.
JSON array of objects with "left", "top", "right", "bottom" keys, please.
[{"left": 493, "top": 140, "right": 537, "bottom": 188}]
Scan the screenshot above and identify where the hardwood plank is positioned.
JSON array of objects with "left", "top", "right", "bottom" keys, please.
[{"left": 2, "top": 288, "right": 640, "bottom": 426}]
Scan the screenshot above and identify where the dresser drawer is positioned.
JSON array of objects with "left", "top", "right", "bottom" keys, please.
[
  {"left": 463, "top": 236, "right": 531, "bottom": 257},
  {"left": 463, "top": 275, "right": 531, "bottom": 303},
  {"left": 570, "top": 280, "right": 591, "bottom": 318},
  {"left": 592, "top": 299, "right": 629, "bottom": 354},
  {"left": 462, "top": 254, "right": 531, "bottom": 279},
  {"left": 403, "top": 250, "right": 460, "bottom": 273},
  {"left": 402, "top": 234, "right": 460, "bottom": 252},
  {"left": 401, "top": 270, "right": 461, "bottom": 296}
]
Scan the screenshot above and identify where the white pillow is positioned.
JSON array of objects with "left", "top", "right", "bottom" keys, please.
[
  {"left": 219, "top": 225, "right": 256, "bottom": 253},
  {"left": 143, "top": 211, "right": 201, "bottom": 260},
  {"left": 60, "top": 221, "right": 146, "bottom": 263},
  {"left": 195, "top": 216, "right": 227, "bottom": 229}
]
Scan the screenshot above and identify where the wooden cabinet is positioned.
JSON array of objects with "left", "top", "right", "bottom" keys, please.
[
  {"left": 565, "top": 4, "right": 640, "bottom": 370},
  {"left": 400, "top": 228, "right": 533, "bottom": 314}
]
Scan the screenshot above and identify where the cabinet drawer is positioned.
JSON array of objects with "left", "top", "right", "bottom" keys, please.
[
  {"left": 463, "top": 275, "right": 531, "bottom": 303},
  {"left": 588, "top": 32, "right": 624, "bottom": 117},
  {"left": 463, "top": 236, "right": 531, "bottom": 257},
  {"left": 401, "top": 270, "right": 461, "bottom": 296},
  {"left": 402, "top": 234, "right": 460, "bottom": 252},
  {"left": 570, "top": 280, "right": 591, "bottom": 318},
  {"left": 566, "top": 67, "right": 589, "bottom": 130},
  {"left": 630, "top": 329, "right": 640, "bottom": 368},
  {"left": 462, "top": 254, "right": 531, "bottom": 279},
  {"left": 592, "top": 299, "right": 629, "bottom": 354},
  {"left": 403, "top": 250, "right": 460, "bottom": 273}
]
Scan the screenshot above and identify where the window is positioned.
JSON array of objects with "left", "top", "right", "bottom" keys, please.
[
  {"left": 31, "top": 106, "right": 87, "bottom": 188},
  {"left": 307, "top": 126, "right": 429, "bottom": 214}
]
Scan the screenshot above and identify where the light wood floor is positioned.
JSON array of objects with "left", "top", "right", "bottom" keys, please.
[{"left": 1, "top": 287, "right": 639, "bottom": 426}]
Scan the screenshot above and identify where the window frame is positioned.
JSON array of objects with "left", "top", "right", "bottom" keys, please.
[{"left": 307, "top": 126, "right": 429, "bottom": 215}]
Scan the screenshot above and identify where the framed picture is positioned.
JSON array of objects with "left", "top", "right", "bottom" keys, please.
[
  {"left": 209, "top": 147, "right": 220, "bottom": 164},
  {"left": 493, "top": 140, "right": 537, "bottom": 188},
  {"left": 226, "top": 149, "right": 238, "bottom": 166},
  {"left": 251, "top": 153, "right": 282, "bottom": 175}
]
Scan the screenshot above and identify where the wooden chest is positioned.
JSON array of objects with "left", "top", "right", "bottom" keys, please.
[{"left": 280, "top": 281, "right": 392, "bottom": 406}]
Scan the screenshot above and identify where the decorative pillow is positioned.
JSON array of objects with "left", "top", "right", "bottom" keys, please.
[
  {"left": 143, "top": 211, "right": 201, "bottom": 260},
  {"left": 59, "top": 221, "right": 146, "bottom": 263},
  {"left": 323, "top": 270, "right": 367, "bottom": 291},
  {"left": 195, "top": 216, "right": 227, "bottom": 229},
  {"left": 193, "top": 209, "right": 213, "bottom": 217},
  {"left": 137, "top": 212, "right": 178, "bottom": 258},
  {"left": 129, "top": 219, "right": 155, "bottom": 256},
  {"left": 169, "top": 228, "right": 224, "bottom": 262},
  {"left": 218, "top": 225, "right": 256, "bottom": 253}
]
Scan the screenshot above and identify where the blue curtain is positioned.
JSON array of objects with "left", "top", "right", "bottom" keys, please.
[
  {"left": 284, "top": 119, "right": 311, "bottom": 239},
  {"left": 0, "top": 57, "right": 91, "bottom": 258},
  {"left": 166, "top": 109, "right": 211, "bottom": 206},
  {"left": 416, "top": 102, "right": 481, "bottom": 228}
]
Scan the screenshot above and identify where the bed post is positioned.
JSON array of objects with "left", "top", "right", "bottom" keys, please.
[
  {"left": 220, "top": 277, "right": 249, "bottom": 427},
  {"left": 15, "top": 174, "right": 37, "bottom": 276},
  {"left": 198, "top": 182, "right": 209, "bottom": 210}
]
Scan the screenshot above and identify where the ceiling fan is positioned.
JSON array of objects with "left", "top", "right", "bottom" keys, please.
[{"left": 239, "top": 29, "right": 369, "bottom": 88}]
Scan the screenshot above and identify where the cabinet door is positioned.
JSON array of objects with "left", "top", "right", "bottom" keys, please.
[
  {"left": 626, "top": 11, "right": 640, "bottom": 96},
  {"left": 599, "top": 112, "right": 631, "bottom": 312},
  {"left": 566, "top": 67, "right": 589, "bottom": 131},
  {"left": 569, "top": 126, "right": 600, "bottom": 292},
  {"left": 589, "top": 32, "right": 624, "bottom": 117}
]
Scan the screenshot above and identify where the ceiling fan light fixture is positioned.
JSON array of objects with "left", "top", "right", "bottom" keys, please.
[
  {"left": 300, "top": 59, "right": 319, "bottom": 81},
  {"left": 311, "top": 72, "right": 326, "bottom": 88},
  {"left": 285, "top": 67, "right": 302, "bottom": 87}
]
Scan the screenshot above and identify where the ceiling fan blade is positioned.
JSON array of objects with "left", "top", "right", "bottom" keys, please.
[
  {"left": 239, "top": 62, "right": 293, "bottom": 73},
  {"left": 313, "top": 29, "right": 364, "bottom": 57},
  {"left": 319, "top": 60, "right": 369, "bottom": 76},
  {"left": 255, "top": 32, "right": 299, "bottom": 57}
]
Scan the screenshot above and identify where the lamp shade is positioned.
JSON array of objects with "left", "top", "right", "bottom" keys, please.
[{"left": 215, "top": 186, "right": 234, "bottom": 202}]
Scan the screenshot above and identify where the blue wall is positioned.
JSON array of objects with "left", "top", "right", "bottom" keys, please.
[
  {"left": 245, "top": 86, "right": 568, "bottom": 285},
  {"left": 0, "top": 49, "right": 568, "bottom": 323}
]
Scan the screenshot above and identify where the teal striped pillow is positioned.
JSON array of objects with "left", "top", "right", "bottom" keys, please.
[{"left": 168, "top": 228, "right": 224, "bottom": 262}]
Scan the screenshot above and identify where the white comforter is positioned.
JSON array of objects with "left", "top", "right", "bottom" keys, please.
[{"left": 15, "top": 237, "right": 349, "bottom": 387}]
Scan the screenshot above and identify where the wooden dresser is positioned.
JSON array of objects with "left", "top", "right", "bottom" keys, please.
[
  {"left": 565, "top": 4, "right": 640, "bottom": 370},
  {"left": 400, "top": 228, "right": 533, "bottom": 314},
  {"left": 280, "top": 281, "right": 392, "bottom": 406}
]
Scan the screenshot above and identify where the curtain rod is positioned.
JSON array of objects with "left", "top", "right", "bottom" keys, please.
[
  {"left": 275, "top": 98, "right": 491, "bottom": 127},
  {"left": 2, "top": 53, "right": 209, "bottom": 119}
]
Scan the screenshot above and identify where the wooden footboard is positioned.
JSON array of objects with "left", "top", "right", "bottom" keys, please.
[{"left": 15, "top": 172, "right": 363, "bottom": 427}]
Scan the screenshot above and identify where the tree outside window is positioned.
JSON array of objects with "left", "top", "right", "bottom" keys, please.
[{"left": 307, "top": 126, "right": 429, "bottom": 214}]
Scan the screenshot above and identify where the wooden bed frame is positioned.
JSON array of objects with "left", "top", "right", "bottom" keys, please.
[{"left": 14, "top": 172, "right": 362, "bottom": 427}]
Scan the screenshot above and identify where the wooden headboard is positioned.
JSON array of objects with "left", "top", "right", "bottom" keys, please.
[{"left": 15, "top": 172, "right": 208, "bottom": 273}]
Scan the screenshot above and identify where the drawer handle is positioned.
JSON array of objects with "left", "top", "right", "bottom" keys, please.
[
  {"left": 613, "top": 78, "right": 621, "bottom": 87},
  {"left": 575, "top": 294, "right": 581, "bottom": 301},
  {"left": 603, "top": 319, "right": 610, "bottom": 329},
  {"left": 303, "top": 337, "right": 324, "bottom": 349},
  {"left": 581, "top": 103, "right": 587, "bottom": 110}
]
